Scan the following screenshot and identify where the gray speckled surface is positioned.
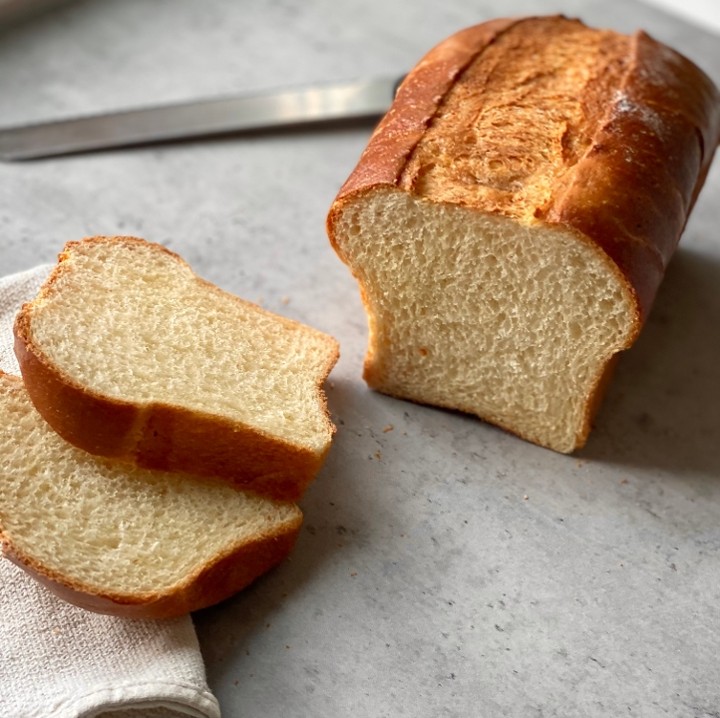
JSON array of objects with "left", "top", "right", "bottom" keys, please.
[{"left": 1, "top": 1, "right": 719, "bottom": 716}]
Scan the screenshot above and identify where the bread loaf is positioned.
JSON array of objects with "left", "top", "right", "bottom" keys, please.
[
  {"left": 0, "top": 371, "right": 302, "bottom": 619},
  {"left": 327, "top": 15, "right": 720, "bottom": 453},
  {"left": 14, "top": 236, "right": 339, "bottom": 500}
]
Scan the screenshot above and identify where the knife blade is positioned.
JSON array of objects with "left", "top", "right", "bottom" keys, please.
[{"left": 0, "top": 75, "right": 401, "bottom": 161}]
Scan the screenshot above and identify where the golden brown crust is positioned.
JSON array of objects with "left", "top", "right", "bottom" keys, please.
[
  {"left": 546, "top": 28, "right": 720, "bottom": 320},
  {"left": 1, "top": 513, "right": 302, "bottom": 619},
  {"left": 327, "top": 17, "right": 520, "bottom": 257},
  {"left": 13, "top": 236, "right": 339, "bottom": 502}
]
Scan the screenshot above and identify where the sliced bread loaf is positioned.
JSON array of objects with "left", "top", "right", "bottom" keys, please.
[
  {"left": 0, "top": 371, "right": 302, "bottom": 619},
  {"left": 14, "top": 236, "right": 339, "bottom": 500},
  {"left": 327, "top": 16, "right": 720, "bottom": 453}
]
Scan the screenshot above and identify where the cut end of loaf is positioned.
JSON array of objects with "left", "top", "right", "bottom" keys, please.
[
  {"left": 332, "top": 189, "right": 637, "bottom": 453},
  {"left": 0, "top": 372, "right": 302, "bottom": 618}
]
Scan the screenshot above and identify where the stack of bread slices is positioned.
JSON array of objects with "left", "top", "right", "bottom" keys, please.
[{"left": 0, "top": 236, "right": 339, "bottom": 619}]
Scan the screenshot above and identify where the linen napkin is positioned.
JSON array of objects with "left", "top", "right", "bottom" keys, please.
[{"left": 0, "top": 266, "right": 221, "bottom": 718}]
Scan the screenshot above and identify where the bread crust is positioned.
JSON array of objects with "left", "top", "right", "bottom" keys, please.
[
  {"left": 13, "top": 236, "right": 339, "bottom": 502},
  {"left": 1, "top": 510, "right": 302, "bottom": 619},
  {"left": 327, "top": 16, "right": 520, "bottom": 251},
  {"left": 546, "top": 27, "right": 720, "bottom": 318}
]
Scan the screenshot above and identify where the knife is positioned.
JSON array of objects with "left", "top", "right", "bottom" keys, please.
[{"left": 0, "top": 75, "right": 401, "bottom": 161}]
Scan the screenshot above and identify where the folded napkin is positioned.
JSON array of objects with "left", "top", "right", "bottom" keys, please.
[{"left": 0, "top": 266, "right": 221, "bottom": 718}]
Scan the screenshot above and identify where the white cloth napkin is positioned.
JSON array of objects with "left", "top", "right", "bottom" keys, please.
[{"left": 0, "top": 266, "right": 221, "bottom": 718}]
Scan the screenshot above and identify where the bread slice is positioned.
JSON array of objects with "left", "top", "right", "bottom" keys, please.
[
  {"left": 14, "top": 236, "right": 339, "bottom": 501},
  {"left": 327, "top": 16, "right": 720, "bottom": 453},
  {"left": 0, "top": 371, "right": 302, "bottom": 619}
]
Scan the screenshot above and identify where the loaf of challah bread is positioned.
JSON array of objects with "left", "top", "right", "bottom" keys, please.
[{"left": 327, "top": 15, "right": 720, "bottom": 452}]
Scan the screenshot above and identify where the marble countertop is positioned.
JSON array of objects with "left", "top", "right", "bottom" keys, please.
[{"left": 1, "top": 1, "right": 719, "bottom": 716}]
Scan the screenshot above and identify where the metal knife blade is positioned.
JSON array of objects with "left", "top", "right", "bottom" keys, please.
[{"left": 0, "top": 75, "right": 401, "bottom": 161}]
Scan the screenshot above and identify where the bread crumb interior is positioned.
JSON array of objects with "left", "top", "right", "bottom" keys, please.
[
  {"left": 29, "top": 240, "right": 332, "bottom": 450},
  {"left": 336, "top": 190, "right": 634, "bottom": 452}
]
